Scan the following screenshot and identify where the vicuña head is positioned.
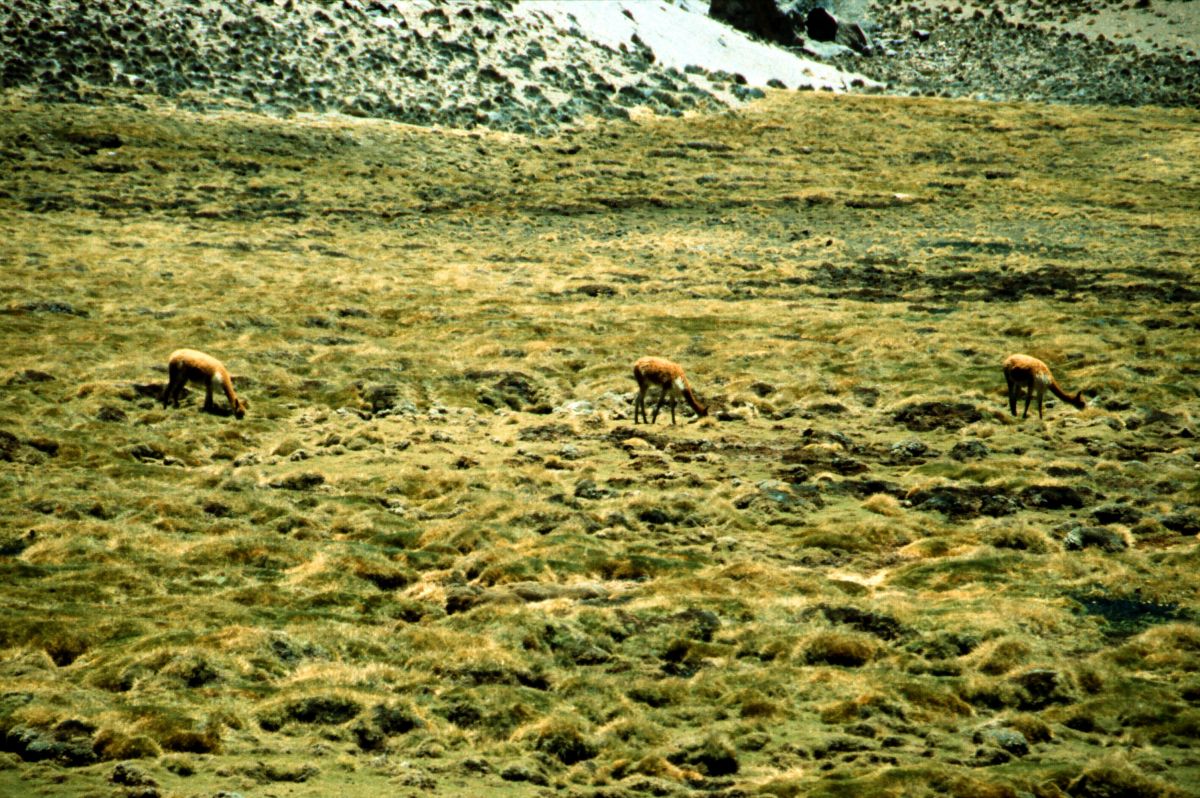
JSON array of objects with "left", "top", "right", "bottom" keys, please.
[
  {"left": 1002, "top": 353, "right": 1085, "bottom": 420},
  {"left": 161, "top": 348, "right": 247, "bottom": 419},
  {"left": 632, "top": 356, "right": 707, "bottom": 425}
]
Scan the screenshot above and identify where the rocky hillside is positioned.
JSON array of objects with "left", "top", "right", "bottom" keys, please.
[
  {"left": 837, "top": 0, "right": 1200, "bottom": 107},
  {"left": 4, "top": 0, "right": 1194, "bottom": 137},
  {"left": 0, "top": 0, "right": 869, "bottom": 135}
]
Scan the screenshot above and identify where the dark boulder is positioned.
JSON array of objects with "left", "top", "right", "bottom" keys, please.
[
  {"left": 806, "top": 7, "right": 839, "bottom": 41},
  {"left": 709, "top": 0, "right": 800, "bottom": 45},
  {"left": 837, "top": 20, "right": 872, "bottom": 54}
]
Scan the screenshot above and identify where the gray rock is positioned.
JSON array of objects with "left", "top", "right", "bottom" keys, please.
[
  {"left": 974, "top": 727, "right": 1029, "bottom": 757},
  {"left": 1064, "top": 526, "right": 1128, "bottom": 553},
  {"left": 111, "top": 763, "right": 157, "bottom": 786},
  {"left": 574, "top": 479, "right": 609, "bottom": 500},
  {"left": 949, "top": 439, "right": 989, "bottom": 461}
]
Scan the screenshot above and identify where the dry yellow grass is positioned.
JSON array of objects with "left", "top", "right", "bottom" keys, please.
[{"left": 0, "top": 86, "right": 1198, "bottom": 796}]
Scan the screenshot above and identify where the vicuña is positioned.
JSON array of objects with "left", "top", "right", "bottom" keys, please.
[
  {"left": 161, "top": 348, "right": 247, "bottom": 419},
  {"left": 632, "top": 356, "right": 707, "bottom": 425},
  {"left": 1003, "top": 353, "right": 1084, "bottom": 419}
]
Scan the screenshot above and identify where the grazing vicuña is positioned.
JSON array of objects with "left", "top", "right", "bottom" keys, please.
[
  {"left": 632, "top": 356, "right": 707, "bottom": 425},
  {"left": 1002, "top": 353, "right": 1084, "bottom": 419},
  {"left": 161, "top": 348, "right": 247, "bottom": 419}
]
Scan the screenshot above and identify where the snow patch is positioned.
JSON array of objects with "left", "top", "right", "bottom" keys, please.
[{"left": 513, "top": 0, "right": 876, "bottom": 91}]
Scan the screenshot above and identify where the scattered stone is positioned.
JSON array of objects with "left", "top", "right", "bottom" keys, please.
[
  {"left": 3, "top": 723, "right": 98, "bottom": 766},
  {"left": 973, "top": 727, "right": 1029, "bottom": 757},
  {"left": 111, "top": 763, "right": 157, "bottom": 786},
  {"left": 11, "top": 300, "right": 89, "bottom": 317},
  {"left": 888, "top": 439, "right": 932, "bottom": 462},
  {"left": 574, "top": 479, "right": 609, "bottom": 500},
  {"left": 837, "top": 21, "right": 872, "bottom": 55},
  {"left": 1020, "top": 485, "right": 1088, "bottom": 510},
  {"left": 1064, "top": 526, "right": 1128, "bottom": 553},
  {"left": 751, "top": 479, "right": 812, "bottom": 510},
  {"left": 129, "top": 443, "right": 166, "bottom": 462},
  {"left": 909, "top": 484, "right": 1018, "bottom": 519},
  {"left": 838, "top": 3, "right": 1200, "bottom": 108},
  {"left": 949, "top": 440, "right": 989, "bottom": 461},
  {"left": 554, "top": 400, "right": 595, "bottom": 416}
]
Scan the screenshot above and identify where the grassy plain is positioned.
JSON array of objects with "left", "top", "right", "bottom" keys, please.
[{"left": 1, "top": 87, "right": 1198, "bottom": 797}]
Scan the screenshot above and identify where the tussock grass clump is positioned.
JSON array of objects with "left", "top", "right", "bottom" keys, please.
[
  {"left": 862, "top": 493, "right": 904, "bottom": 517},
  {"left": 971, "top": 637, "right": 1034, "bottom": 676},
  {"left": 985, "top": 523, "right": 1054, "bottom": 553},
  {"left": 137, "top": 714, "right": 222, "bottom": 754},
  {"left": 257, "top": 693, "right": 363, "bottom": 731},
  {"left": 803, "top": 630, "right": 880, "bottom": 667},
  {"left": 1109, "top": 623, "right": 1200, "bottom": 673},
  {"left": 818, "top": 692, "right": 902, "bottom": 724},
  {"left": 514, "top": 714, "right": 599, "bottom": 765},
  {"left": 666, "top": 733, "right": 739, "bottom": 777},
  {"left": 895, "top": 679, "right": 974, "bottom": 720},
  {"left": 1067, "top": 754, "right": 1185, "bottom": 798},
  {"left": 92, "top": 728, "right": 161, "bottom": 761}
]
